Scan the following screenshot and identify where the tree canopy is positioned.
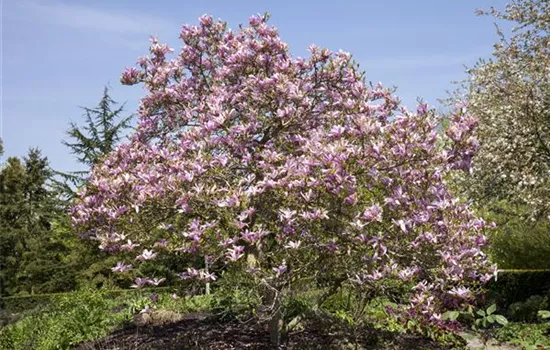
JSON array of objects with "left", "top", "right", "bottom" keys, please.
[
  {"left": 464, "top": 0, "right": 549, "bottom": 220},
  {"left": 71, "top": 14, "right": 495, "bottom": 345}
]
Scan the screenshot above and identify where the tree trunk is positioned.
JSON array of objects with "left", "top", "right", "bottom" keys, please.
[
  {"left": 246, "top": 247, "right": 284, "bottom": 347},
  {"left": 205, "top": 260, "right": 210, "bottom": 295},
  {"left": 266, "top": 287, "right": 283, "bottom": 347}
]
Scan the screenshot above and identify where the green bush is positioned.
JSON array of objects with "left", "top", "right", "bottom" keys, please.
[
  {"left": 1, "top": 293, "right": 58, "bottom": 315},
  {"left": 507, "top": 295, "right": 549, "bottom": 323},
  {"left": 481, "top": 203, "right": 550, "bottom": 270},
  {"left": 488, "top": 271, "right": 550, "bottom": 310},
  {"left": 0, "top": 290, "right": 129, "bottom": 350},
  {"left": 495, "top": 322, "right": 550, "bottom": 350}
]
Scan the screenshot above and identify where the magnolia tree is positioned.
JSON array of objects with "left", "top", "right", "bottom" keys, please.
[
  {"left": 71, "top": 14, "right": 494, "bottom": 345},
  {"left": 462, "top": 0, "right": 549, "bottom": 220}
]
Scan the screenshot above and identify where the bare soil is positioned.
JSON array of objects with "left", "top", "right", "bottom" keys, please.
[{"left": 74, "top": 312, "right": 448, "bottom": 350}]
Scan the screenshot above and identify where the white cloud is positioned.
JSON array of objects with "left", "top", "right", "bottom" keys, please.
[{"left": 15, "top": 0, "right": 178, "bottom": 41}]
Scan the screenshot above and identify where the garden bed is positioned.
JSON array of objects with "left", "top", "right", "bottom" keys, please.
[{"left": 75, "top": 312, "right": 447, "bottom": 350}]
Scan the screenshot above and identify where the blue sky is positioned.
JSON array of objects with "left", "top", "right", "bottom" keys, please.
[{"left": 1, "top": 0, "right": 509, "bottom": 172}]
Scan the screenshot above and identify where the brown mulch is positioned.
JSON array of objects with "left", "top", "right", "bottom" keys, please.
[{"left": 74, "top": 312, "right": 448, "bottom": 350}]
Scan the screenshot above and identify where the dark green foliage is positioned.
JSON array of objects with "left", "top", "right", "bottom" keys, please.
[
  {"left": 0, "top": 289, "right": 214, "bottom": 350},
  {"left": 0, "top": 150, "right": 74, "bottom": 296},
  {"left": 507, "top": 296, "right": 549, "bottom": 323},
  {"left": 38, "top": 88, "right": 136, "bottom": 291},
  {"left": 495, "top": 322, "right": 550, "bottom": 349},
  {"left": 63, "top": 86, "right": 132, "bottom": 166},
  {"left": 0, "top": 290, "right": 130, "bottom": 350},
  {"left": 481, "top": 202, "right": 550, "bottom": 269},
  {"left": 0, "top": 157, "right": 27, "bottom": 296},
  {"left": 488, "top": 271, "right": 550, "bottom": 309},
  {"left": 0, "top": 88, "right": 133, "bottom": 297},
  {"left": 56, "top": 86, "right": 132, "bottom": 199}
]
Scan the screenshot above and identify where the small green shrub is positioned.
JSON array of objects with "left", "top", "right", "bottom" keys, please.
[
  {"left": 507, "top": 295, "right": 549, "bottom": 322},
  {"left": 471, "top": 304, "right": 508, "bottom": 330},
  {"left": 495, "top": 322, "right": 550, "bottom": 350},
  {"left": 483, "top": 204, "right": 550, "bottom": 270},
  {"left": 488, "top": 271, "right": 550, "bottom": 309},
  {"left": 322, "top": 289, "right": 404, "bottom": 333},
  {"left": 0, "top": 290, "right": 130, "bottom": 350}
]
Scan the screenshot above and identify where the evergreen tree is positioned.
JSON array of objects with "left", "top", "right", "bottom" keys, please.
[
  {"left": 56, "top": 87, "right": 132, "bottom": 198},
  {"left": 17, "top": 150, "right": 75, "bottom": 294},
  {"left": 0, "top": 149, "right": 77, "bottom": 295},
  {"left": 0, "top": 157, "right": 27, "bottom": 296},
  {"left": 59, "top": 87, "right": 133, "bottom": 289}
]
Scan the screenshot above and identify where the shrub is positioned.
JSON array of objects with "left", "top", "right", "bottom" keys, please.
[
  {"left": 0, "top": 290, "right": 129, "bottom": 350},
  {"left": 495, "top": 322, "right": 550, "bottom": 350},
  {"left": 507, "top": 296, "right": 549, "bottom": 323},
  {"left": 488, "top": 271, "right": 550, "bottom": 309},
  {"left": 479, "top": 202, "right": 550, "bottom": 269}
]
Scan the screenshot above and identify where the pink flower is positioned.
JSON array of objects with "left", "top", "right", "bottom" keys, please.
[
  {"left": 121, "top": 67, "right": 140, "bottom": 85},
  {"left": 448, "top": 286, "right": 471, "bottom": 299},
  {"left": 149, "top": 277, "right": 166, "bottom": 286},
  {"left": 278, "top": 209, "right": 297, "bottom": 224},
  {"left": 273, "top": 261, "right": 287, "bottom": 277},
  {"left": 177, "top": 267, "right": 200, "bottom": 279},
  {"left": 121, "top": 240, "right": 140, "bottom": 251},
  {"left": 363, "top": 204, "right": 382, "bottom": 222},
  {"left": 226, "top": 245, "right": 245, "bottom": 262},
  {"left": 111, "top": 262, "right": 133, "bottom": 273},
  {"left": 140, "top": 305, "right": 151, "bottom": 314},
  {"left": 284, "top": 240, "right": 301, "bottom": 249},
  {"left": 135, "top": 249, "right": 157, "bottom": 261},
  {"left": 131, "top": 277, "right": 151, "bottom": 289}
]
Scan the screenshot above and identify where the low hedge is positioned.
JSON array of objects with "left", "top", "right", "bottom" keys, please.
[
  {"left": 487, "top": 270, "right": 550, "bottom": 310},
  {"left": 0, "top": 287, "right": 172, "bottom": 315}
]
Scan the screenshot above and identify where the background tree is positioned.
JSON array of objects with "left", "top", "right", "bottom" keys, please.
[
  {"left": 16, "top": 149, "right": 73, "bottom": 294},
  {"left": 0, "top": 157, "right": 27, "bottom": 296},
  {"left": 0, "top": 149, "right": 76, "bottom": 295},
  {"left": 56, "top": 86, "right": 132, "bottom": 198},
  {"left": 463, "top": 0, "right": 549, "bottom": 218},
  {"left": 454, "top": 0, "right": 549, "bottom": 268},
  {"left": 51, "top": 87, "right": 135, "bottom": 289}
]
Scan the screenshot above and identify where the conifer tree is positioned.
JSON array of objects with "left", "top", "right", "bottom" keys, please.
[
  {"left": 0, "top": 157, "right": 27, "bottom": 296},
  {"left": 56, "top": 87, "right": 132, "bottom": 198}
]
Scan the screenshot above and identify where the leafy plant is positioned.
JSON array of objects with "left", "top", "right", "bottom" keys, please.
[
  {"left": 443, "top": 304, "right": 508, "bottom": 331},
  {"left": 0, "top": 290, "right": 130, "bottom": 350},
  {"left": 508, "top": 295, "right": 549, "bottom": 322},
  {"left": 495, "top": 322, "right": 550, "bottom": 350},
  {"left": 471, "top": 304, "right": 508, "bottom": 330}
]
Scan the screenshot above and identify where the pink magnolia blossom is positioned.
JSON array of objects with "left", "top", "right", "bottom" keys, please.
[
  {"left": 135, "top": 249, "right": 157, "bottom": 261},
  {"left": 226, "top": 245, "right": 245, "bottom": 262},
  {"left": 71, "top": 13, "right": 494, "bottom": 330},
  {"left": 131, "top": 277, "right": 151, "bottom": 289},
  {"left": 121, "top": 239, "right": 140, "bottom": 251},
  {"left": 273, "top": 261, "right": 287, "bottom": 277},
  {"left": 111, "top": 262, "right": 133, "bottom": 273},
  {"left": 149, "top": 277, "right": 166, "bottom": 286}
]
